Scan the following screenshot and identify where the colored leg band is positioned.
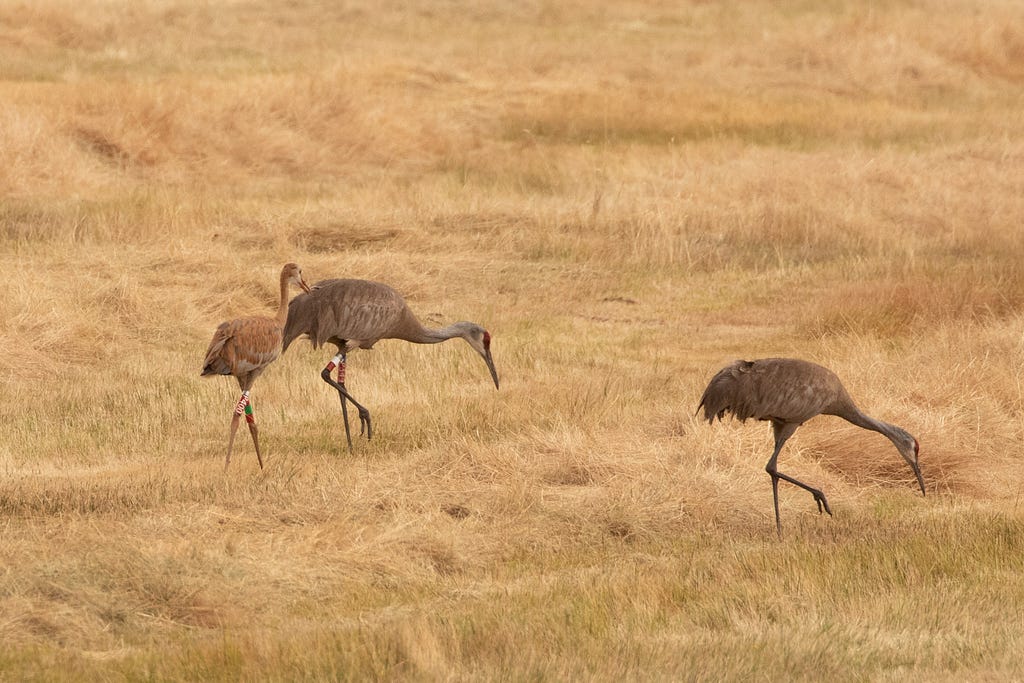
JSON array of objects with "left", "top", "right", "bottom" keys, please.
[{"left": 326, "top": 354, "right": 346, "bottom": 382}]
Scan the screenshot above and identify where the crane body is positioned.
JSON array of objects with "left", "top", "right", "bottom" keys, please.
[
  {"left": 201, "top": 263, "right": 310, "bottom": 469},
  {"left": 698, "top": 358, "right": 925, "bottom": 534},
  {"left": 283, "top": 278, "right": 499, "bottom": 449}
]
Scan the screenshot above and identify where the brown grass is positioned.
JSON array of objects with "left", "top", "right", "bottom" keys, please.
[{"left": 3, "top": 0, "right": 1024, "bottom": 679}]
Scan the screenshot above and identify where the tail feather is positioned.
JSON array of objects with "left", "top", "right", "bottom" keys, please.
[
  {"left": 200, "top": 358, "right": 233, "bottom": 376},
  {"left": 697, "top": 360, "right": 753, "bottom": 423},
  {"left": 200, "top": 322, "right": 233, "bottom": 376}
]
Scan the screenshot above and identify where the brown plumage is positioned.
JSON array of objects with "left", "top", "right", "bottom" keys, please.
[
  {"left": 282, "top": 278, "right": 499, "bottom": 449},
  {"left": 698, "top": 358, "right": 925, "bottom": 534},
  {"left": 201, "top": 263, "right": 310, "bottom": 470}
]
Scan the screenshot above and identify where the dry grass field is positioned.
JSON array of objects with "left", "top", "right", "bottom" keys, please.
[{"left": 3, "top": 0, "right": 1024, "bottom": 679}]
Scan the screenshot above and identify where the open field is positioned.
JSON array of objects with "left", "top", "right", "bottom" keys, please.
[{"left": 3, "top": 0, "right": 1024, "bottom": 679}]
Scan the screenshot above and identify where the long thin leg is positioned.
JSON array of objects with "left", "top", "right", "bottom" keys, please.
[
  {"left": 770, "top": 473, "right": 781, "bottom": 536},
  {"left": 765, "top": 420, "right": 832, "bottom": 535},
  {"left": 322, "top": 354, "right": 354, "bottom": 449},
  {"left": 336, "top": 354, "right": 367, "bottom": 438},
  {"left": 336, "top": 355, "right": 352, "bottom": 451},
  {"left": 225, "top": 391, "right": 249, "bottom": 471},
  {"left": 244, "top": 400, "right": 264, "bottom": 469},
  {"left": 321, "top": 354, "right": 372, "bottom": 446}
]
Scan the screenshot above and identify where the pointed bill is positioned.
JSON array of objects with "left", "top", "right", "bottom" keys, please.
[
  {"left": 912, "top": 460, "right": 926, "bottom": 496},
  {"left": 484, "top": 348, "right": 499, "bottom": 389}
]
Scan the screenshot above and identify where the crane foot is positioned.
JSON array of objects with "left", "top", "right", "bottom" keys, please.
[{"left": 811, "top": 489, "right": 832, "bottom": 516}]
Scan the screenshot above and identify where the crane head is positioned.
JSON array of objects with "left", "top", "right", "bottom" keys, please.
[
  {"left": 894, "top": 429, "right": 925, "bottom": 497},
  {"left": 456, "top": 323, "right": 499, "bottom": 390},
  {"left": 282, "top": 263, "right": 312, "bottom": 294}
]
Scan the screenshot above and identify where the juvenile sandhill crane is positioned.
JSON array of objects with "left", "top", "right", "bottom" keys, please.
[
  {"left": 282, "top": 278, "right": 499, "bottom": 450},
  {"left": 201, "top": 263, "right": 310, "bottom": 470},
  {"left": 698, "top": 358, "right": 925, "bottom": 534}
]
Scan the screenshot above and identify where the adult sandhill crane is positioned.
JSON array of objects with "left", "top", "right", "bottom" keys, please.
[
  {"left": 201, "top": 263, "right": 310, "bottom": 470},
  {"left": 698, "top": 358, "right": 925, "bottom": 534},
  {"left": 282, "top": 278, "right": 499, "bottom": 450}
]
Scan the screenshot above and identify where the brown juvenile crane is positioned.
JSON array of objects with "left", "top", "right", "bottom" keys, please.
[
  {"left": 201, "top": 263, "right": 310, "bottom": 470},
  {"left": 697, "top": 358, "right": 925, "bottom": 534},
  {"left": 282, "top": 278, "right": 499, "bottom": 450}
]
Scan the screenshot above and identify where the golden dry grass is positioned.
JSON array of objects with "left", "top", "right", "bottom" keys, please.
[{"left": 3, "top": 0, "right": 1024, "bottom": 679}]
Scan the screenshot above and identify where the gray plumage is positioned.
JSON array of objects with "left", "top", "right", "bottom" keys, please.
[
  {"left": 284, "top": 279, "right": 413, "bottom": 353},
  {"left": 698, "top": 358, "right": 925, "bottom": 534},
  {"left": 283, "top": 278, "right": 499, "bottom": 447}
]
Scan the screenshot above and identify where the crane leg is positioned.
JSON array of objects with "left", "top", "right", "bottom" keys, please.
[
  {"left": 339, "top": 387, "right": 352, "bottom": 451},
  {"left": 225, "top": 391, "right": 249, "bottom": 471},
  {"left": 226, "top": 413, "right": 241, "bottom": 470},
  {"left": 765, "top": 420, "right": 832, "bottom": 535},
  {"left": 336, "top": 356, "right": 353, "bottom": 451},
  {"left": 244, "top": 401, "right": 264, "bottom": 469},
  {"left": 336, "top": 355, "right": 369, "bottom": 438},
  {"left": 321, "top": 354, "right": 372, "bottom": 448}
]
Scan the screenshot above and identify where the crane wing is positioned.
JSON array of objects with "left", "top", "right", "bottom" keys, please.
[
  {"left": 201, "top": 316, "right": 283, "bottom": 376},
  {"left": 698, "top": 358, "right": 844, "bottom": 424},
  {"left": 283, "top": 279, "right": 408, "bottom": 349},
  {"left": 200, "top": 321, "right": 234, "bottom": 376}
]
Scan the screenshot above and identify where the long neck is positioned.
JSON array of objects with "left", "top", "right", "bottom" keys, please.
[
  {"left": 274, "top": 275, "right": 290, "bottom": 326},
  {"left": 840, "top": 406, "right": 903, "bottom": 447},
  {"left": 405, "top": 321, "right": 464, "bottom": 345},
  {"left": 840, "top": 401, "right": 924, "bottom": 495}
]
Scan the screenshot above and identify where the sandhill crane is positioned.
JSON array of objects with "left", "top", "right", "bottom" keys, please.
[
  {"left": 282, "top": 278, "right": 499, "bottom": 450},
  {"left": 201, "top": 263, "right": 311, "bottom": 470},
  {"left": 698, "top": 358, "right": 925, "bottom": 534}
]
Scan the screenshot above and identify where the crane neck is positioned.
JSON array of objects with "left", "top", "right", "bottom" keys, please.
[
  {"left": 837, "top": 402, "right": 924, "bottom": 495},
  {"left": 840, "top": 407, "right": 902, "bottom": 445},
  {"left": 275, "top": 272, "right": 291, "bottom": 326},
  {"left": 407, "top": 322, "right": 465, "bottom": 344}
]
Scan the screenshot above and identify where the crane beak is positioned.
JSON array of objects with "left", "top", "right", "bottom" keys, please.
[
  {"left": 299, "top": 278, "right": 311, "bottom": 294},
  {"left": 482, "top": 348, "right": 499, "bottom": 390},
  {"left": 912, "top": 460, "right": 926, "bottom": 496}
]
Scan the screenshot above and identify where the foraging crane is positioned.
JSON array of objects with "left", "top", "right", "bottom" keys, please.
[
  {"left": 201, "top": 263, "right": 310, "bottom": 470},
  {"left": 698, "top": 358, "right": 925, "bottom": 534},
  {"left": 282, "top": 278, "right": 499, "bottom": 450}
]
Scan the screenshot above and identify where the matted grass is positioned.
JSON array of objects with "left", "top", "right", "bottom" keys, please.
[{"left": 3, "top": 0, "right": 1024, "bottom": 679}]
